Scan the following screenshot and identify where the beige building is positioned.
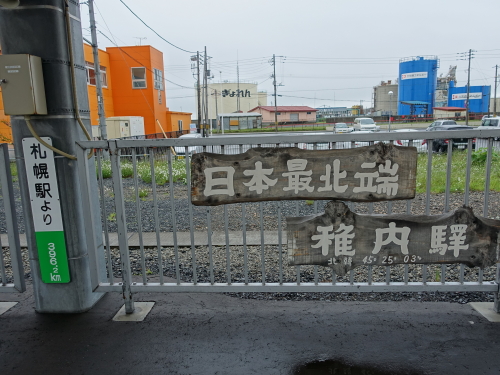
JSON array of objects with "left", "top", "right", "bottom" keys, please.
[
  {"left": 373, "top": 80, "right": 398, "bottom": 115},
  {"left": 196, "top": 82, "right": 268, "bottom": 121},
  {"left": 249, "top": 106, "right": 317, "bottom": 124}
]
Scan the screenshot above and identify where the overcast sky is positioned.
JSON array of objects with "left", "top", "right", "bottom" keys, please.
[{"left": 80, "top": 0, "right": 500, "bottom": 114}]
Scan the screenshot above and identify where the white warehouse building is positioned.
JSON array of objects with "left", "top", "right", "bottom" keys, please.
[{"left": 195, "top": 82, "right": 268, "bottom": 121}]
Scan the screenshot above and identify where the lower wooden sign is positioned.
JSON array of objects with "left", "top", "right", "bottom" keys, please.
[{"left": 287, "top": 201, "right": 500, "bottom": 276}]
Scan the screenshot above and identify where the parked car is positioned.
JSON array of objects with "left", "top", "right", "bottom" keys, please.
[
  {"left": 479, "top": 117, "right": 500, "bottom": 140},
  {"left": 426, "top": 120, "right": 458, "bottom": 130},
  {"left": 353, "top": 117, "right": 379, "bottom": 131},
  {"left": 391, "top": 129, "right": 426, "bottom": 152},
  {"left": 425, "top": 124, "right": 474, "bottom": 152},
  {"left": 173, "top": 133, "right": 202, "bottom": 157},
  {"left": 334, "top": 122, "right": 353, "bottom": 133}
]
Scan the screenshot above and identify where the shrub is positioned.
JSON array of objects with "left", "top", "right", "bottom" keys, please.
[{"left": 471, "top": 148, "right": 500, "bottom": 166}]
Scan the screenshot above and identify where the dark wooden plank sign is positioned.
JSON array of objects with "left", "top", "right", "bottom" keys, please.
[
  {"left": 287, "top": 201, "right": 500, "bottom": 276},
  {"left": 191, "top": 143, "right": 417, "bottom": 206}
]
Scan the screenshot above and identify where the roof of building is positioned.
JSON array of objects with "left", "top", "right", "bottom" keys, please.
[
  {"left": 248, "top": 106, "right": 317, "bottom": 113},
  {"left": 433, "top": 107, "right": 466, "bottom": 111},
  {"left": 218, "top": 113, "right": 262, "bottom": 117}
]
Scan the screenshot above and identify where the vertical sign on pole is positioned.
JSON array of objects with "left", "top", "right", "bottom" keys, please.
[{"left": 22, "top": 137, "right": 70, "bottom": 283}]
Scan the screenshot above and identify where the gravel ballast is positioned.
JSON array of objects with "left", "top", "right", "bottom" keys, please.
[{"left": 1, "top": 177, "right": 498, "bottom": 304}]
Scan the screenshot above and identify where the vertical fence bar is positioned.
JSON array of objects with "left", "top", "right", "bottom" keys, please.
[
  {"left": 483, "top": 138, "right": 493, "bottom": 217},
  {"left": 423, "top": 139, "right": 433, "bottom": 285},
  {"left": 464, "top": 139, "right": 473, "bottom": 206},
  {"left": 109, "top": 142, "right": 134, "bottom": 313},
  {"left": 441, "top": 264, "right": 446, "bottom": 285},
  {"left": 96, "top": 149, "right": 114, "bottom": 284},
  {"left": 238, "top": 144, "right": 249, "bottom": 284},
  {"left": 149, "top": 148, "right": 166, "bottom": 284},
  {"left": 186, "top": 148, "right": 197, "bottom": 284},
  {"left": 132, "top": 149, "right": 147, "bottom": 285},
  {"left": 278, "top": 201, "right": 283, "bottom": 285},
  {"left": 222, "top": 144, "right": 231, "bottom": 284},
  {"left": 168, "top": 148, "right": 182, "bottom": 283},
  {"left": 444, "top": 140, "right": 453, "bottom": 212},
  {"left": 75, "top": 144, "right": 104, "bottom": 292},
  {"left": 207, "top": 207, "right": 214, "bottom": 284},
  {"left": 259, "top": 202, "right": 266, "bottom": 284},
  {"left": 242, "top": 203, "right": 248, "bottom": 284},
  {"left": 406, "top": 140, "right": 413, "bottom": 215},
  {"left": 0, "top": 144, "right": 25, "bottom": 292},
  {"left": 0, "top": 236, "right": 6, "bottom": 285}
]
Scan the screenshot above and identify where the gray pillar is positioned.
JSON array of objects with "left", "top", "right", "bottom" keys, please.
[{"left": 0, "top": 0, "right": 106, "bottom": 313}]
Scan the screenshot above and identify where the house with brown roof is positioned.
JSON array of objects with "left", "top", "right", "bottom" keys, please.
[{"left": 248, "top": 106, "right": 317, "bottom": 125}]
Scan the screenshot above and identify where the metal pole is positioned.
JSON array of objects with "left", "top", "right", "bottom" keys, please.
[
  {"left": 196, "top": 51, "right": 201, "bottom": 134},
  {"left": 204, "top": 46, "right": 209, "bottom": 137},
  {"left": 0, "top": 0, "right": 105, "bottom": 313},
  {"left": 273, "top": 54, "right": 278, "bottom": 131},
  {"left": 492, "top": 66, "right": 498, "bottom": 116},
  {"left": 213, "top": 89, "right": 218, "bottom": 136},
  {"left": 466, "top": 49, "right": 472, "bottom": 125},
  {"left": 88, "top": 0, "right": 107, "bottom": 140}
]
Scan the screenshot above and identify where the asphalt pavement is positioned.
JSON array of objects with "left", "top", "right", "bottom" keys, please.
[{"left": 1, "top": 283, "right": 500, "bottom": 375}]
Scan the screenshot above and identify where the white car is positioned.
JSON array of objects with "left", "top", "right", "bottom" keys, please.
[
  {"left": 173, "top": 133, "right": 202, "bottom": 157},
  {"left": 334, "top": 123, "right": 353, "bottom": 133}
]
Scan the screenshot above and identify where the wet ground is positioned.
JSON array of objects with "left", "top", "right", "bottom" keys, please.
[{"left": 1, "top": 283, "right": 500, "bottom": 375}]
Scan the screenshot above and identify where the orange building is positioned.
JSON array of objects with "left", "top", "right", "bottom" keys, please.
[{"left": 83, "top": 44, "right": 191, "bottom": 136}]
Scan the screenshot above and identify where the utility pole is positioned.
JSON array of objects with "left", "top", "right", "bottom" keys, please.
[
  {"left": 213, "top": 89, "right": 218, "bottom": 136},
  {"left": 196, "top": 52, "right": 201, "bottom": 134},
  {"left": 466, "top": 49, "right": 472, "bottom": 125},
  {"left": 87, "top": 0, "right": 107, "bottom": 140},
  {"left": 273, "top": 54, "right": 278, "bottom": 131},
  {"left": 458, "top": 49, "right": 475, "bottom": 125},
  {"left": 236, "top": 55, "right": 240, "bottom": 112},
  {"left": 203, "top": 46, "right": 209, "bottom": 137},
  {"left": 494, "top": 65, "right": 498, "bottom": 117},
  {"left": 0, "top": 0, "right": 105, "bottom": 313}
]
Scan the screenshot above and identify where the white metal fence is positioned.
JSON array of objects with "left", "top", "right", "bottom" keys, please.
[
  {"left": 0, "top": 143, "right": 26, "bottom": 293},
  {"left": 76, "top": 130, "right": 500, "bottom": 313}
]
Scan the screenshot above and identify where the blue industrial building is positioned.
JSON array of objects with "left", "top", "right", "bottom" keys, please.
[
  {"left": 447, "top": 82, "right": 490, "bottom": 113},
  {"left": 398, "top": 56, "right": 438, "bottom": 116}
]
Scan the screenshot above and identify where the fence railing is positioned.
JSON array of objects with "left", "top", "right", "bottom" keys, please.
[
  {"left": 76, "top": 130, "right": 500, "bottom": 313},
  {"left": 0, "top": 143, "right": 25, "bottom": 293}
]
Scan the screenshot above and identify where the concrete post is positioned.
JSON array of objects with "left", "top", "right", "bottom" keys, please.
[{"left": 0, "top": 0, "right": 106, "bottom": 312}]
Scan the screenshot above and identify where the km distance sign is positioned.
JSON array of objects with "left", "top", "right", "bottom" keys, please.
[
  {"left": 287, "top": 201, "right": 500, "bottom": 276},
  {"left": 23, "top": 137, "right": 70, "bottom": 283}
]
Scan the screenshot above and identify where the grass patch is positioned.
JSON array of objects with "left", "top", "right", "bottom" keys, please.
[
  {"left": 416, "top": 150, "right": 500, "bottom": 194},
  {"left": 96, "top": 159, "right": 187, "bottom": 185}
]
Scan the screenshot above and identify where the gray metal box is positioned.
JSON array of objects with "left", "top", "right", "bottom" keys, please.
[{"left": 0, "top": 54, "right": 47, "bottom": 115}]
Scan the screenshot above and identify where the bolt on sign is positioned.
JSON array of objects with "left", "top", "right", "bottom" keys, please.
[
  {"left": 287, "top": 201, "right": 500, "bottom": 276},
  {"left": 22, "top": 137, "right": 70, "bottom": 283},
  {"left": 191, "top": 143, "right": 417, "bottom": 206}
]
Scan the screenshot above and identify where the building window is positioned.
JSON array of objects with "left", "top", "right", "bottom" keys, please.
[
  {"left": 131, "top": 67, "right": 146, "bottom": 88},
  {"left": 276, "top": 112, "right": 281, "bottom": 115},
  {"left": 178, "top": 120, "right": 183, "bottom": 131},
  {"left": 153, "top": 68, "right": 164, "bottom": 90},
  {"left": 85, "top": 62, "right": 107, "bottom": 87},
  {"left": 307, "top": 112, "right": 311, "bottom": 114}
]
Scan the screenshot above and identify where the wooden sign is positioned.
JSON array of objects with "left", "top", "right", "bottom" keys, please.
[
  {"left": 191, "top": 143, "right": 417, "bottom": 206},
  {"left": 287, "top": 201, "right": 499, "bottom": 276}
]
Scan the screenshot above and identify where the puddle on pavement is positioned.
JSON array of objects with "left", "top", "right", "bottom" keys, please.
[{"left": 293, "top": 360, "right": 421, "bottom": 375}]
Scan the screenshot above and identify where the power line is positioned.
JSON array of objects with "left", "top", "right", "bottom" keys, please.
[
  {"left": 97, "top": 30, "right": 193, "bottom": 89},
  {"left": 118, "top": 0, "right": 196, "bottom": 54}
]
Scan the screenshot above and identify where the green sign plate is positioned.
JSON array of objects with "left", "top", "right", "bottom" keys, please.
[{"left": 35, "top": 231, "right": 70, "bottom": 283}]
